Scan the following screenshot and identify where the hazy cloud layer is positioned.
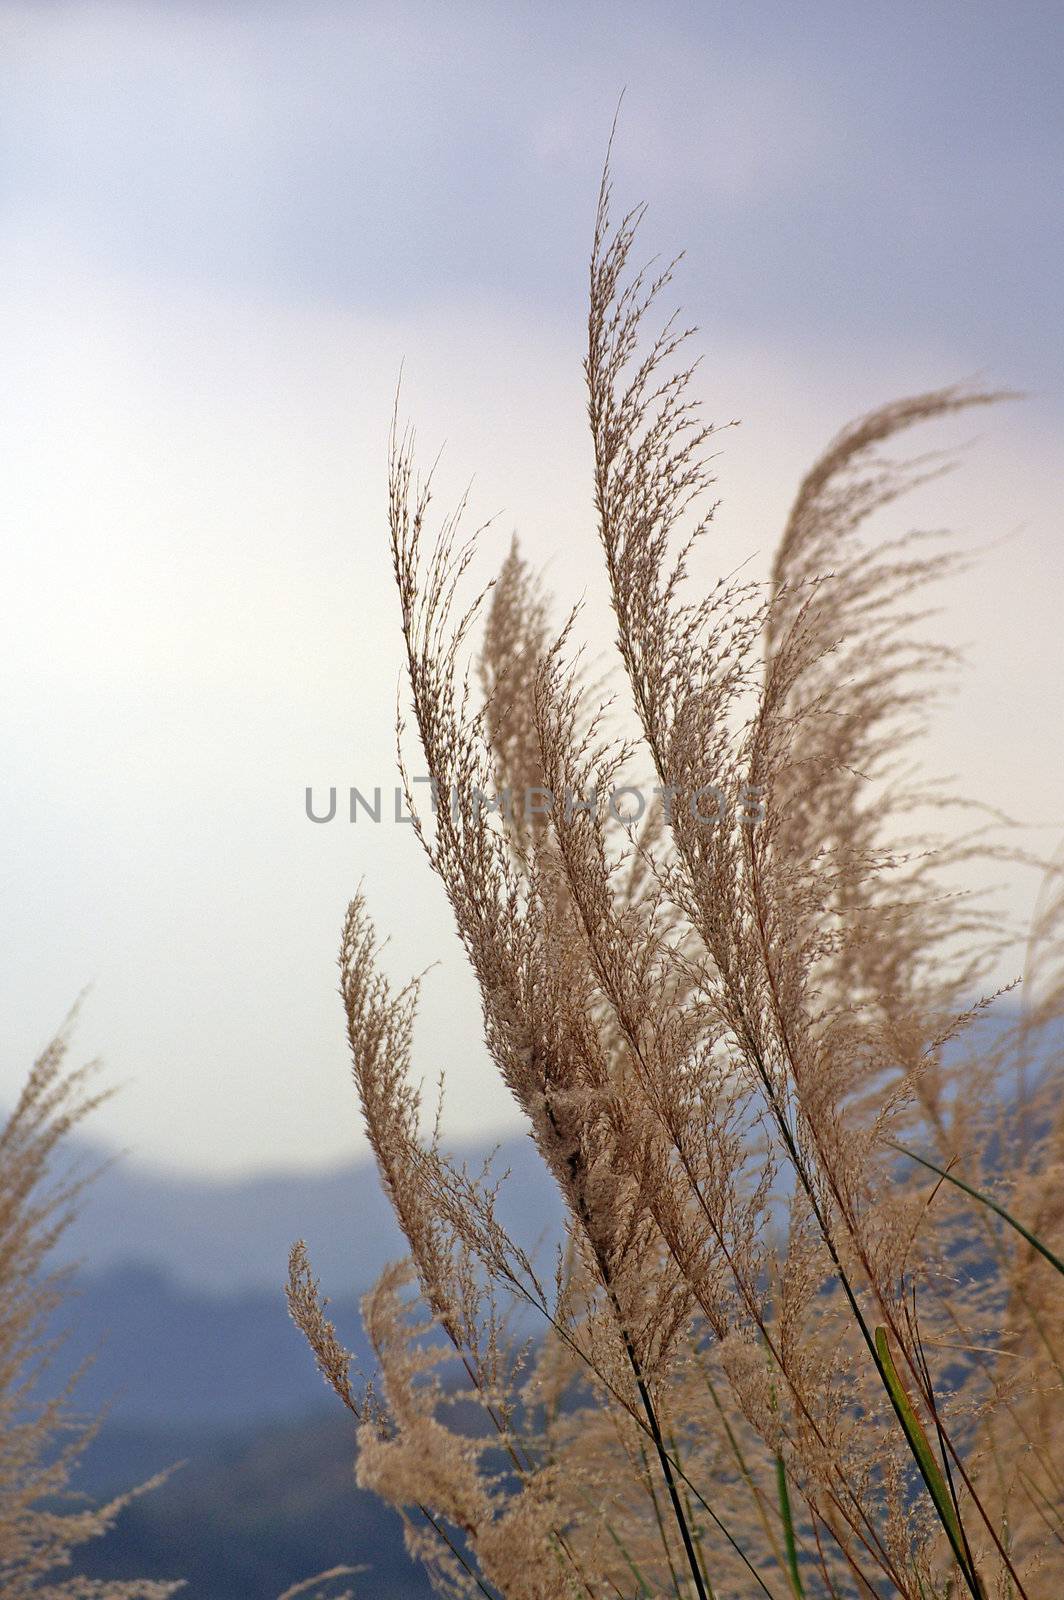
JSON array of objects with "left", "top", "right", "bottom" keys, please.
[{"left": 2, "top": 1, "right": 1061, "bottom": 1171}]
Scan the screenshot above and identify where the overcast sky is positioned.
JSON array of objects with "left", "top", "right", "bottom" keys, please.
[{"left": 2, "top": 1, "right": 1062, "bottom": 1174}]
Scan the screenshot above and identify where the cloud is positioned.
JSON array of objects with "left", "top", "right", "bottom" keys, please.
[
  {"left": 0, "top": 0, "right": 1060, "bottom": 1172},
  {"left": 2, "top": 0, "right": 1060, "bottom": 377}
]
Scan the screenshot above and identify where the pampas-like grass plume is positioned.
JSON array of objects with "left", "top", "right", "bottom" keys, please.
[
  {"left": 290, "top": 148, "right": 1064, "bottom": 1599},
  {"left": 0, "top": 1016, "right": 182, "bottom": 1598}
]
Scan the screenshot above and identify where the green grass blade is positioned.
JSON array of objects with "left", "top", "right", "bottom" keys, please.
[
  {"left": 774, "top": 1452, "right": 805, "bottom": 1598},
  {"left": 890, "top": 1142, "right": 1064, "bottom": 1277},
  {"left": 874, "top": 1327, "right": 982, "bottom": 1596}
]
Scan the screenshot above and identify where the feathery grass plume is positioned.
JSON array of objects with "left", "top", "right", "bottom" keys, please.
[
  {"left": 0, "top": 1014, "right": 182, "bottom": 1598},
  {"left": 479, "top": 535, "right": 556, "bottom": 856},
  {"left": 292, "top": 143, "right": 1063, "bottom": 1600}
]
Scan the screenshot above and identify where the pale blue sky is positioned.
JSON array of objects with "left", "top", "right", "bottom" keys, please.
[{"left": 2, "top": 1, "right": 1062, "bottom": 1172}]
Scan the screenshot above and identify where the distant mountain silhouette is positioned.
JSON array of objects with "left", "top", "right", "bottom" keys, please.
[
  {"left": 45, "top": 1123, "right": 562, "bottom": 1427},
  {"left": 41, "top": 1129, "right": 561, "bottom": 1594},
  {"left": 50, "top": 1002, "right": 1058, "bottom": 1297},
  {"left": 43, "top": 1140, "right": 533, "bottom": 1599},
  {"left": 57, "top": 1125, "right": 560, "bottom": 1293},
  {"left": 72, "top": 1410, "right": 433, "bottom": 1599},
  {"left": 54, "top": 1262, "right": 369, "bottom": 1425}
]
